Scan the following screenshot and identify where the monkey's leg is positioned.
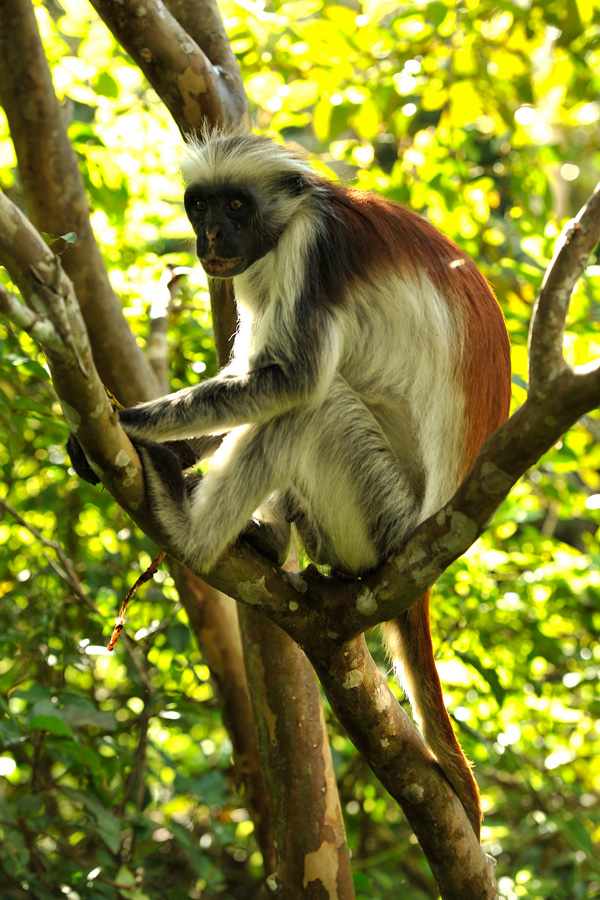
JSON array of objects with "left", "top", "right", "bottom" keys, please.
[
  {"left": 137, "top": 422, "right": 298, "bottom": 572},
  {"left": 290, "top": 377, "right": 424, "bottom": 575},
  {"left": 137, "top": 376, "right": 421, "bottom": 575}
]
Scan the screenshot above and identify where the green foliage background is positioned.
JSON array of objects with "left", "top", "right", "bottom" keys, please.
[{"left": 1, "top": 0, "right": 600, "bottom": 897}]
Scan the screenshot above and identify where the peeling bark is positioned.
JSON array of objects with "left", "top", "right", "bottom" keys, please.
[
  {"left": 89, "top": 0, "right": 247, "bottom": 136},
  {"left": 239, "top": 606, "right": 355, "bottom": 899}
]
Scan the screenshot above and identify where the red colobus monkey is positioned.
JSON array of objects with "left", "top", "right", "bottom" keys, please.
[{"left": 118, "top": 132, "right": 511, "bottom": 838}]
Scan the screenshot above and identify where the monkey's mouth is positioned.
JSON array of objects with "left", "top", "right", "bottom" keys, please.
[{"left": 201, "top": 256, "right": 247, "bottom": 278}]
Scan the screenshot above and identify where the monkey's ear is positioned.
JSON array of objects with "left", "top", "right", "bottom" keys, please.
[{"left": 281, "top": 174, "right": 307, "bottom": 196}]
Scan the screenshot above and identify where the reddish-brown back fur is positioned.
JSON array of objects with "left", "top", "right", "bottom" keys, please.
[{"left": 317, "top": 181, "right": 512, "bottom": 467}]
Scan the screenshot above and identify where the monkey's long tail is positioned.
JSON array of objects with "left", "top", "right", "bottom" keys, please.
[{"left": 381, "top": 591, "right": 482, "bottom": 839}]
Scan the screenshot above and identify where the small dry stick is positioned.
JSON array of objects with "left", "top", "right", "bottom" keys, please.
[{"left": 107, "top": 550, "right": 166, "bottom": 651}]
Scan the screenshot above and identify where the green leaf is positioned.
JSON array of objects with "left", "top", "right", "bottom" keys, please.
[
  {"left": 166, "top": 622, "right": 190, "bottom": 653},
  {"left": 456, "top": 652, "right": 507, "bottom": 707},
  {"left": 62, "top": 788, "right": 123, "bottom": 854},
  {"left": 95, "top": 71, "right": 119, "bottom": 99},
  {"left": 28, "top": 715, "right": 74, "bottom": 738},
  {"left": 560, "top": 815, "right": 599, "bottom": 865}
]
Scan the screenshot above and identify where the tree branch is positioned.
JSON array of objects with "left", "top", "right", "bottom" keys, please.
[
  {"left": 0, "top": 191, "right": 146, "bottom": 521},
  {"left": 529, "top": 177, "right": 600, "bottom": 392},
  {"left": 0, "top": 282, "right": 61, "bottom": 350},
  {"left": 0, "top": 0, "right": 159, "bottom": 406},
  {"left": 89, "top": 0, "right": 248, "bottom": 136},
  {"left": 165, "top": 0, "right": 250, "bottom": 128},
  {"left": 311, "top": 637, "right": 498, "bottom": 898}
]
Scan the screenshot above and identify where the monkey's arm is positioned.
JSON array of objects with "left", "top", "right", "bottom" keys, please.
[{"left": 119, "top": 308, "right": 340, "bottom": 443}]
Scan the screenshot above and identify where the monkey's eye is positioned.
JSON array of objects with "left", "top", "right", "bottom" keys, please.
[
  {"left": 229, "top": 198, "right": 244, "bottom": 211},
  {"left": 195, "top": 199, "right": 207, "bottom": 212}
]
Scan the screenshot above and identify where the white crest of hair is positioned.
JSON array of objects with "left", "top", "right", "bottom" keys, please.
[{"left": 180, "top": 128, "right": 315, "bottom": 193}]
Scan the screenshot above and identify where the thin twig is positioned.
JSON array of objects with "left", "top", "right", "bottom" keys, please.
[
  {"left": 107, "top": 550, "right": 165, "bottom": 651},
  {"left": 0, "top": 282, "right": 62, "bottom": 349},
  {"left": 0, "top": 496, "right": 151, "bottom": 689}
]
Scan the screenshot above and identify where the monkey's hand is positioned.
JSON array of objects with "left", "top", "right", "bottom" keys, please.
[
  {"left": 66, "top": 433, "right": 102, "bottom": 485},
  {"left": 67, "top": 432, "right": 222, "bottom": 486},
  {"left": 242, "top": 517, "right": 291, "bottom": 568}
]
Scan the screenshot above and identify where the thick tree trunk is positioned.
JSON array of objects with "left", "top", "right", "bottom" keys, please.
[{"left": 240, "top": 608, "right": 355, "bottom": 899}]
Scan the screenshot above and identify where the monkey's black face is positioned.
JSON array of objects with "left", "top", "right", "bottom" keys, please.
[{"left": 184, "top": 183, "right": 277, "bottom": 278}]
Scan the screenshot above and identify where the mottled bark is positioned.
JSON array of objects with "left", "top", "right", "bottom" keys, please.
[
  {"left": 312, "top": 637, "right": 497, "bottom": 899},
  {"left": 89, "top": 0, "right": 249, "bottom": 136},
  {"left": 164, "top": 0, "right": 249, "bottom": 128},
  {"left": 238, "top": 540, "right": 353, "bottom": 898}
]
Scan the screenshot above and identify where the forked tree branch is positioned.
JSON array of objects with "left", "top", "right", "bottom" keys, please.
[{"left": 89, "top": 0, "right": 250, "bottom": 135}]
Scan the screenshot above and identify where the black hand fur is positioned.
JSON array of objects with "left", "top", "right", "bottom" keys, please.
[
  {"left": 67, "top": 432, "right": 223, "bottom": 486},
  {"left": 66, "top": 433, "right": 101, "bottom": 485}
]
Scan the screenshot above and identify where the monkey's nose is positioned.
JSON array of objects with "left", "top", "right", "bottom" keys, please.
[{"left": 206, "top": 225, "right": 222, "bottom": 245}]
